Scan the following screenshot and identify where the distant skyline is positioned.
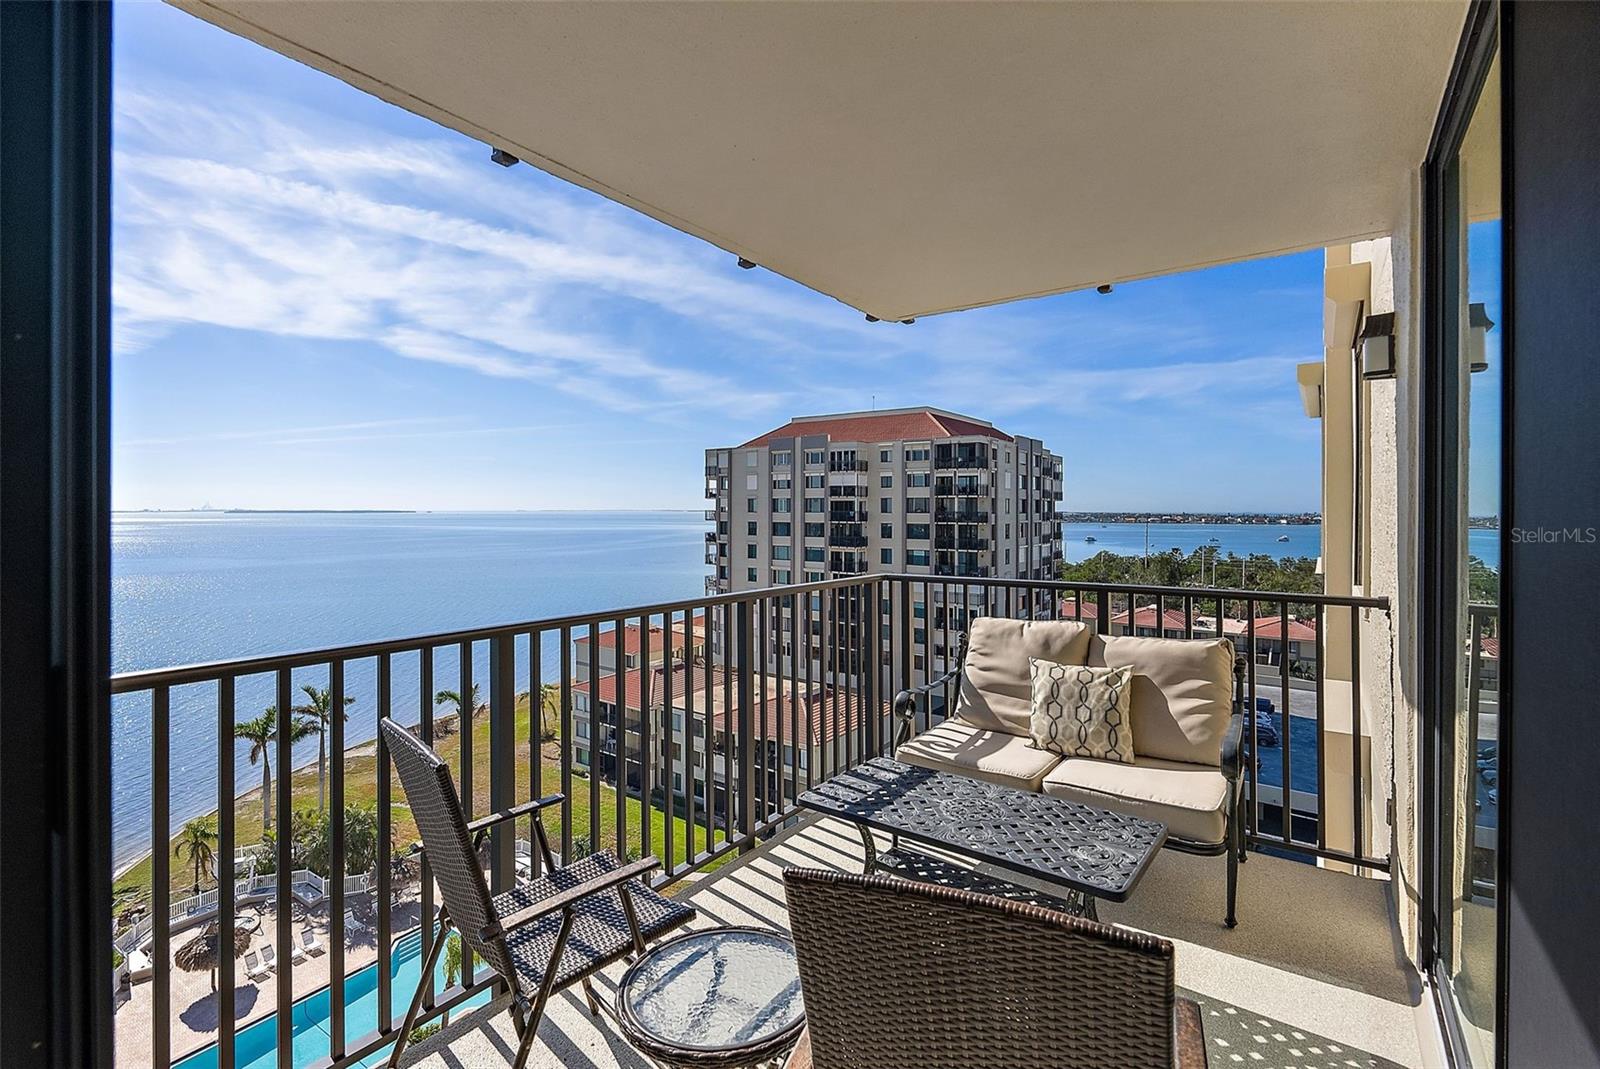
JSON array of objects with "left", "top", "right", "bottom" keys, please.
[{"left": 111, "top": 2, "right": 1323, "bottom": 515}]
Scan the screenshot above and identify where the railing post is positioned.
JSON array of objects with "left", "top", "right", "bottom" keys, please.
[
  {"left": 1096, "top": 589, "right": 1111, "bottom": 635},
  {"left": 488, "top": 633, "right": 517, "bottom": 892},
  {"left": 735, "top": 598, "right": 756, "bottom": 851}
]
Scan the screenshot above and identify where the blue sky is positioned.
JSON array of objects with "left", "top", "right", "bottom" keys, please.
[{"left": 111, "top": 1, "right": 1324, "bottom": 513}]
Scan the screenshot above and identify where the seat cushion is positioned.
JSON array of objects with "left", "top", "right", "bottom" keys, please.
[
  {"left": 896, "top": 718, "right": 1061, "bottom": 793},
  {"left": 956, "top": 616, "right": 1093, "bottom": 736},
  {"left": 1041, "top": 755, "right": 1229, "bottom": 846},
  {"left": 1087, "top": 634, "right": 1235, "bottom": 766}
]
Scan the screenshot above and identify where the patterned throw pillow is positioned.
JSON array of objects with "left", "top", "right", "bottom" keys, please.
[{"left": 1027, "top": 658, "right": 1136, "bottom": 764}]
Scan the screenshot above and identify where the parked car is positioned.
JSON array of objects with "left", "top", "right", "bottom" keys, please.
[{"left": 1251, "top": 698, "right": 1280, "bottom": 747}]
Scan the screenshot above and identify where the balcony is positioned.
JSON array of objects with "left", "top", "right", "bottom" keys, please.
[
  {"left": 934, "top": 535, "right": 989, "bottom": 551},
  {"left": 111, "top": 574, "right": 1415, "bottom": 1069},
  {"left": 827, "top": 459, "right": 869, "bottom": 473},
  {"left": 934, "top": 507, "right": 989, "bottom": 524}
]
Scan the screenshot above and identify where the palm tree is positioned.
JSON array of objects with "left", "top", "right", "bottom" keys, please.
[
  {"left": 433, "top": 683, "right": 480, "bottom": 736},
  {"left": 294, "top": 684, "right": 356, "bottom": 813},
  {"left": 441, "top": 933, "right": 463, "bottom": 1026},
  {"left": 234, "top": 705, "right": 315, "bottom": 834},
  {"left": 175, "top": 816, "right": 218, "bottom": 896},
  {"left": 538, "top": 683, "right": 561, "bottom": 741}
]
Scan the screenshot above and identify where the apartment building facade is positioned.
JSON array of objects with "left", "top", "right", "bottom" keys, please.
[{"left": 705, "top": 407, "right": 1063, "bottom": 680}]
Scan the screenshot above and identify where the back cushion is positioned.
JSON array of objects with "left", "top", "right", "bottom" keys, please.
[
  {"left": 956, "top": 617, "right": 1092, "bottom": 736},
  {"left": 1087, "top": 634, "right": 1235, "bottom": 766}
]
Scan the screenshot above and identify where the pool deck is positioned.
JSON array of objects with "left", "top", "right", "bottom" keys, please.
[{"left": 114, "top": 892, "right": 422, "bottom": 1068}]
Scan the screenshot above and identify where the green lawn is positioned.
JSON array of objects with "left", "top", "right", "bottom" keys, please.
[{"left": 114, "top": 694, "right": 726, "bottom": 920}]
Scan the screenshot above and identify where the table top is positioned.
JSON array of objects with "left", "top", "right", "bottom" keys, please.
[
  {"left": 798, "top": 757, "right": 1168, "bottom": 902},
  {"left": 616, "top": 927, "right": 805, "bottom": 1064}
]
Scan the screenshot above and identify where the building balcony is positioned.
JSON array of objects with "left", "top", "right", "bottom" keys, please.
[
  {"left": 934, "top": 535, "right": 988, "bottom": 551},
  {"left": 828, "top": 459, "right": 869, "bottom": 473},
  {"left": 934, "top": 508, "right": 989, "bottom": 524},
  {"left": 112, "top": 575, "right": 1412, "bottom": 1069},
  {"left": 703, "top": 508, "right": 722, "bottom": 521}
]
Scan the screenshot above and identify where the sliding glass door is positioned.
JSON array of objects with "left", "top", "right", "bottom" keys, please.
[{"left": 1425, "top": 7, "right": 1502, "bottom": 1066}]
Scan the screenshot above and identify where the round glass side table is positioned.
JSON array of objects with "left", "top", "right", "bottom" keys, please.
[{"left": 615, "top": 927, "right": 805, "bottom": 1069}]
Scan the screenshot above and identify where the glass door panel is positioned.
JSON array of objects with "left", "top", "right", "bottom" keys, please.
[{"left": 1437, "top": 48, "right": 1501, "bottom": 1069}]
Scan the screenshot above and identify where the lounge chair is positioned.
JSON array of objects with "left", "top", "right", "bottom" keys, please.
[
  {"left": 344, "top": 908, "right": 365, "bottom": 934},
  {"left": 242, "top": 950, "right": 270, "bottom": 982},
  {"left": 782, "top": 868, "right": 1207, "bottom": 1069},
  {"left": 289, "top": 940, "right": 306, "bottom": 964},
  {"left": 258, "top": 943, "right": 278, "bottom": 971},
  {"left": 377, "top": 718, "right": 696, "bottom": 1069},
  {"left": 300, "top": 927, "right": 324, "bottom": 956}
]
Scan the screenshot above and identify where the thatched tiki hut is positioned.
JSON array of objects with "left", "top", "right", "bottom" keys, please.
[{"left": 173, "top": 921, "right": 251, "bottom": 992}]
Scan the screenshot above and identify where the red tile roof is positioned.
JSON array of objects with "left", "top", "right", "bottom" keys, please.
[
  {"left": 573, "top": 662, "right": 887, "bottom": 745},
  {"left": 741, "top": 408, "right": 1012, "bottom": 448},
  {"left": 573, "top": 613, "right": 707, "bottom": 653}
]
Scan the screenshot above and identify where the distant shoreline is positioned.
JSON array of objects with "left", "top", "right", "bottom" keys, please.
[{"left": 1064, "top": 512, "right": 1321, "bottom": 525}]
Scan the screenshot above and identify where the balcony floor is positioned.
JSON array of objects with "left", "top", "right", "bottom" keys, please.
[{"left": 403, "top": 816, "right": 1429, "bottom": 1069}]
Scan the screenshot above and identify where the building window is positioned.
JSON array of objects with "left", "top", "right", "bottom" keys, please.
[
  {"left": 907, "top": 550, "right": 930, "bottom": 566},
  {"left": 880, "top": 497, "right": 893, "bottom": 514},
  {"left": 906, "top": 523, "right": 929, "bottom": 540},
  {"left": 747, "top": 497, "right": 757, "bottom": 513},
  {"left": 906, "top": 497, "right": 930, "bottom": 514},
  {"left": 747, "top": 567, "right": 758, "bottom": 582},
  {"left": 880, "top": 475, "right": 893, "bottom": 488},
  {"left": 880, "top": 449, "right": 891, "bottom": 462},
  {"left": 804, "top": 522, "right": 824, "bottom": 537},
  {"left": 747, "top": 544, "right": 758, "bottom": 559},
  {"left": 805, "top": 474, "right": 824, "bottom": 488},
  {"left": 806, "top": 570, "right": 824, "bottom": 582},
  {"left": 747, "top": 521, "right": 758, "bottom": 536},
  {"left": 772, "top": 477, "right": 790, "bottom": 490},
  {"left": 805, "top": 547, "right": 825, "bottom": 563},
  {"left": 774, "top": 569, "right": 791, "bottom": 584},
  {"left": 576, "top": 720, "right": 590, "bottom": 740},
  {"left": 909, "top": 472, "right": 930, "bottom": 487},
  {"left": 881, "top": 523, "right": 893, "bottom": 539},
  {"left": 773, "top": 521, "right": 791, "bottom": 536},
  {"left": 805, "top": 449, "right": 825, "bottom": 465},
  {"left": 746, "top": 453, "right": 758, "bottom": 468},
  {"left": 881, "top": 548, "right": 893, "bottom": 565},
  {"left": 773, "top": 451, "right": 791, "bottom": 467},
  {"left": 805, "top": 498, "right": 825, "bottom": 513},
  {"left": 905, "top": 447, "right": 929, "bottom": 462},
  {"left": 773, "top": 498, "right": 792, "bottom": 513},
  {"left": 773, "top": 545, "right": 791, "bottom": 561},
  {"left": 746, "top": 474, "right": 758, "bottom": 490}
]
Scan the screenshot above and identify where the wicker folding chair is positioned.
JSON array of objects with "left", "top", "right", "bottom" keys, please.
[
  {"left": 782, "top": 868, "right": 1207, "bottom": 1069},
  {"left": 379, "top": 718, "right": 696, "bottom": 1069}
]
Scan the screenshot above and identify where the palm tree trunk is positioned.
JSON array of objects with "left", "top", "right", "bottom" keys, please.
[{"left": 262, "top": 761, "right": 273, "bottom": 833}]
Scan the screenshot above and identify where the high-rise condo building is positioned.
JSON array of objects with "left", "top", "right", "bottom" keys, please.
[{"left": 705, "top": 407, "right": 1063, "bottom": 681}]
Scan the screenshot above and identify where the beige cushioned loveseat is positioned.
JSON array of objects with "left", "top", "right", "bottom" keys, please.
[{"left": 893, "top": 616, "right": 1247, "bottom": 926}]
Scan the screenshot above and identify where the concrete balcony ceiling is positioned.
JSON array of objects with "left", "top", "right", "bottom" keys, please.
[{"left": 174, "top": 1, "right": 1465, "bottom": 321}]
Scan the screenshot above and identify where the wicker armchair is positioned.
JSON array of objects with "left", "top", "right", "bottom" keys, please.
[
  {"left": 378, "top": 719, "right": 696, "bottom": 1069},
  {"left": 782, "top": 868, "right": 1206, "bottom": 1069}
]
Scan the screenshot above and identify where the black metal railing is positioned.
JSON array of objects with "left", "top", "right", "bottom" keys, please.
[
  {"left": 113, "top": 575, "right": 884, "bottom": 1069},
  {"left": 117, "top": 572, "right": 1391, "bottom": 1069}
]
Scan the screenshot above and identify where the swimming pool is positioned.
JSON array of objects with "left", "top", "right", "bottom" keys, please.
[{"left": 173, "top": 930, "right": 491, "bottom": 1069}]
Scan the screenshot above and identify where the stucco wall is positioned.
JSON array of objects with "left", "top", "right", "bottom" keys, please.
[{"left": 1341, "top": 182, "right": 1424, "bottom": 963}]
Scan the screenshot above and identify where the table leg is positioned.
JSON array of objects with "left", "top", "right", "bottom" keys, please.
[{"left": 855, "top": 823, "right": 877, "bottom": 874}]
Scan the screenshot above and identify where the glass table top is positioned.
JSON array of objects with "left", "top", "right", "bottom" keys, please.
[{"left": 617, "top": 928, "right": 803, "bottom": 1053}]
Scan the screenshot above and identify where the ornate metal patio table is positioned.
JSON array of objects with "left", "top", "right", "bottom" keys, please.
[
  {"left": 798, "top": 757, "right": 1168, "bottom": 920},
  {"left": 614, "top": 926, "right": 806, "bottom": 1069}
]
